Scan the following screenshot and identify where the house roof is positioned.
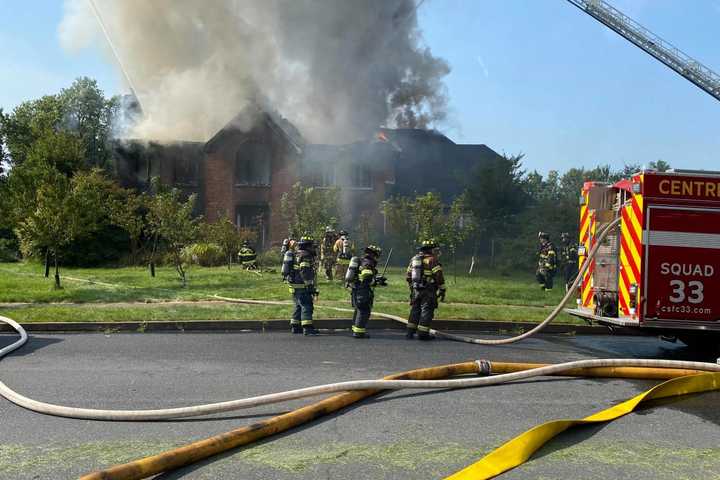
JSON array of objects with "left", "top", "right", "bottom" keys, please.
[{"left": 204, "top": 104, "right": 304, "bottom": 155}]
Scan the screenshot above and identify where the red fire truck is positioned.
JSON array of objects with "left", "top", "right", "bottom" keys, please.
[{"left": 566, "top": 169, "right": 720, "bottom": 348}]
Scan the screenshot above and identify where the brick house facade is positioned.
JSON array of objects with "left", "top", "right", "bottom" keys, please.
[{"left": 114, "top": 109, "right": 501, "bottom": 249}]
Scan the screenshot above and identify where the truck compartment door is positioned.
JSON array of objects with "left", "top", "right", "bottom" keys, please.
[{"left": 644, "top": 206, "right": 720, "bottom": 324}]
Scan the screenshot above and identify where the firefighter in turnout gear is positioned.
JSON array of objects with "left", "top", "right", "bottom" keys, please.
[
  {"left": 345, "top": 245, "right": 387, "bottom": 339},
  {"left": 333, "top": 230, "right": 354, "bottom": 281},
  {"left": 238, "top": 240, "right": 258, "bottom": 270},
  {"left": 536, "top": 232, "right": 557, "bottom": 291},
  {"left": 559, "top": 232, "right": 578, "bottom": 292},
  {"left": 282, "top": 236, "right": 319, "bottom": 336},
  {"left": 320, "top": 226, "right": 339, "bottom": 281},
  {"left": 406, "top": 239, "right": 446, "bottom": 340}
]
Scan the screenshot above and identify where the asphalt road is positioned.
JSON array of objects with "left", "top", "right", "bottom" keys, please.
[{"left": 1, "top": 330, "right": 719, "bottom": 480}]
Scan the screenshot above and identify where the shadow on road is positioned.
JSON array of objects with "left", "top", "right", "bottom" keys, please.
[{"left": 0, "top": 335, "right": 63, "bottom": 357}]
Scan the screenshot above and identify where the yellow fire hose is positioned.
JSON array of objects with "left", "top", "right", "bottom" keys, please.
[
  {"left": 446, "top": 371, "right": 720, "bottom": 479},
  {"left": 76, "top": 361, "right": 720, "bottom": 480}
]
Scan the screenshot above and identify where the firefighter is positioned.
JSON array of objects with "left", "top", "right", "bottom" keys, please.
[
  {"left": 345, "top": 245, "right": 387, "bottom": 339},
  {"left": 536, "top": 232, "right": 557, "bottom": 291},
  {"left": 280, "top": 236, "right": 296, "bottom": 255},
  {"left": 320, "top": 226, "right": 339, "bottom": 281},
  {"left": 559, "top": 232, "right": 578, "bottom": 292},
  {"left": 238, "top": 240, "right": 258, "bottom": 270},
  {"left": 406, "top": 239, "right": 446, "bottom": 340},
  {"left": 282, "top": 235, "right": 319, "bottom": 336},
  {"left": 333, "top": 230, "right": 354, "bottom": 281}
]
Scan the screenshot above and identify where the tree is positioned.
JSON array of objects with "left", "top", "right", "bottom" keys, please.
[
  {"left": 205, "top": 215, "right": 243, "bottom": 269},
  {"left": 280, "top": 183, "right": 340, "bottom": 241},
  {"left": 0, "top": 77, "right": 117, "bottom": 171},
  {"left": 649, "top": 160, "right": 671, "bottom": 172},
  {"left": 381, "top": 192, "right": 474, "bottom": 260},
  {"left": 14, "top": 169, "right": 113, "bottom": 288},
  {"left": 146, "top": 179, "right": 200, "bottom": 286},
  {"left": 59, "top": 77, "right": 119, "bottom": 169},
  {"left": 109, "top": 189, "right": 147, "bottom": 265}
]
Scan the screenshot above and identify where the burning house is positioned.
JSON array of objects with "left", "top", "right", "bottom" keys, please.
[{"left": 113, "top": 105, "right": 501, "bottom": 248}]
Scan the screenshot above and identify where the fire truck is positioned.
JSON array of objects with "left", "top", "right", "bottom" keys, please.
[{"left": 566, "top": 169, "right": 720, "bottom": 348}]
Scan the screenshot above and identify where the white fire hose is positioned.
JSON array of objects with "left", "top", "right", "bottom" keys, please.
[{"left": 1, "top": 314, "right": 719, "bottom": 421}]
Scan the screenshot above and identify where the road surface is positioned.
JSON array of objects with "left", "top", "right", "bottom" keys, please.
[{"left": 1, "top": 330, "right": 718, "bottom": 479}]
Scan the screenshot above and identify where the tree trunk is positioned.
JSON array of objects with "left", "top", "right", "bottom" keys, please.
[
  {"left": 149, "top": 262, "right": 156, "bottom": 277},
  {"left": 44, "top": 250, "right": 50, "bottom": 278},
  {"left": 54, "top": 254, "right": 61, "bottom": 289}
]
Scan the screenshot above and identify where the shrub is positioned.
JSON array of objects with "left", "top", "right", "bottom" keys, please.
[
  {"left": 257, "top": 249, "right": 282, "bottom": 269},
  {"left": 0, "top": 238, "right": 19, "bottom": 262},
  {"left": 181, "top": 242, "right": 225, "bottom": 267}
]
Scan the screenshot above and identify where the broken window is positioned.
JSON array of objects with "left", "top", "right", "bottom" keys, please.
[{"left": 235, "top": 143, "right": 271, "bottom": 186}]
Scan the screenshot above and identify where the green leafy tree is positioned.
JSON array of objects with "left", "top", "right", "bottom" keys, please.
[
  {"left": 205, "top": 215, "right": 243, "bottom": 268},
  {"left": 0, "top": 77, "right": 117, "bottom": 171},
  {"left": 109, "top": 189, "right": 147, "bottom": 265},
  {"left": 146, "top": 178, "right": 200, "bottom": 286},
  {"left": 382, "top": 192, "right": 474, "bottom": 260},
  {"left": 14, "top": 169, "right": 113, "bottom": 288},
  {"left": 649, "top": 160, "right": 671, "bottom": 172},
  {"left": 280, "top": 183, "right": 341, "bottom": 241}
]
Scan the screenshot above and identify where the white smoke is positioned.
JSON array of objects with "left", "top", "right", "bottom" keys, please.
[{"left": 59, "top": 0, "right": 450, "bottom": 144}]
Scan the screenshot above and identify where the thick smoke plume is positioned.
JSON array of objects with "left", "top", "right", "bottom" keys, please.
[{"left": 59, "top": 0, "right": 450, "bottom": 144}]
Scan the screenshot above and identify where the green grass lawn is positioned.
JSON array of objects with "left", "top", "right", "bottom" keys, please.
[{"left": 0, "top": 262, "right": 580, "bottom": 324}]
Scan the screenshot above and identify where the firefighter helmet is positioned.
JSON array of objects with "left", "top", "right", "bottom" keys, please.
[
  {"left": 560, "top": 232, "right": 569, "bottom": 242},
  {"left": 420, "top": 239, "right": 439, "bottom": 251},
  {"left": 339, "top": 230, "right": 348, "bottom": 236},
  {"left": 298, "top": 236, "right": 315, "bottom": 249},
  {"left": 538, "top": 232, "right": 550, "bottom": 241},
  {"left": 365, "top": 245, "right": 382, "bottom": 257}
]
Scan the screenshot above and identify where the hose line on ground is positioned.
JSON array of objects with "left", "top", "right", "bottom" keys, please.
[{"left": 1, "top": 314, "right": 719, "bottom": 421}]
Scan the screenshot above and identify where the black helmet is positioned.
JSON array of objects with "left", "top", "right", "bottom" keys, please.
[
  {"left": 538, "top": 232, "right": 550, "bottom": 241},
  {"left": 420, "top": 239, "right": 439, "bottom": 251},
  {"left": 365, "top": 244, "right": 382, "bottom": 257},
  {"left": 298, "top": 235, "right": 315, "bottom": 249},
  {"left": 560, "top": 232, "right": 569, "bottom": 241},
  {"left": 339, "top": 230, "right": 348, "bottom": 236}
]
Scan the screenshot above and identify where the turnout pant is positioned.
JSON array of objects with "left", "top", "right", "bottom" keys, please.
[
  {"left": 351, "top": 286, "right": 374, "bottom": 335},
  {"left": 322, "top": 258, "right": 335, "bottom": 280},
  {"left": 562, "top": 264, "right": 578, "bottom": 291},
  {"left": 408, "top": 287, "right": 438, "bottom": 337},
  {"left": 536, "top": 269, "right": 555, "bottom": 290},
  {"left": 290, "top": 289, "right": 314, "bottom": 328}
]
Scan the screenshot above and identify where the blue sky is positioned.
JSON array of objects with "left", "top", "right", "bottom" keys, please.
[{"left": 2, "top": 0, "right": 719, "bottom": 174}]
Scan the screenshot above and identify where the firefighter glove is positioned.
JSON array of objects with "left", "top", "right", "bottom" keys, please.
[
  {"left": 437, "top": 288, "right": 446, "bottom": 302},
  {"left": 375, "top": 275, "right": 388, "bottom": 286}
]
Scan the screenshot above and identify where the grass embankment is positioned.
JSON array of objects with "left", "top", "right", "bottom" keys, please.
[{"left": 0, "top": 262, "right": 580, "bottom": 324}]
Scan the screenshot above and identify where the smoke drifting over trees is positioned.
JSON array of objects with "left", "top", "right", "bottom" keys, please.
[{"left": 59, "top": 0, "right": 450, "bottom": 143}]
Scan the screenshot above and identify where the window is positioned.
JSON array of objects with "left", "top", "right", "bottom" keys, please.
[
  {"left": 350, "top": 163, "right": 372, "bottom": 189},
  {"left": 308, "top": 164, "right": 336, "bottom": 188},
  {"left": 235, "top": 143, "right": 271, "bottom": 186},
  {"left": 173, "top": 150, "right": 199, "bottom": 186},
  {"left": 236, "top": 205, "right": 269, "bottom": 248}
]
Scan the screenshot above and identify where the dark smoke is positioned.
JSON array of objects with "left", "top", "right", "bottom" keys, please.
[{"left": 60, "top": 0, "right": 450, "bottom": 143}]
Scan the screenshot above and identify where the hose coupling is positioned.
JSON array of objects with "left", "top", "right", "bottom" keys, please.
[{"left": 475, "top": 359, "right": 492, "bottom": 376}]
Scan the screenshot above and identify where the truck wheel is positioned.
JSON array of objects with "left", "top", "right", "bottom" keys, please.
[{"left": 679, "top": 335, "right": 720, "bottom": 352}]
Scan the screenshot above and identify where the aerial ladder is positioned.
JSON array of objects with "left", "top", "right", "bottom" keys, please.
[{"left": 566, "top": 0, "right": 720, "bottom": 103}]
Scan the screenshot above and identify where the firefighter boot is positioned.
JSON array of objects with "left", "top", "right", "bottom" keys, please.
[
  {"left": 405, "top": 328, "right": 416, "bottom": 339},
  {"left": 303, "top": 325, "right": 319, "bottom": 336},
  {"left": 417, "top": 332, "right": 436, "bottom": 341},
  {"left": 291, "top": 324, "right": 302, "bottom": 334}
]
